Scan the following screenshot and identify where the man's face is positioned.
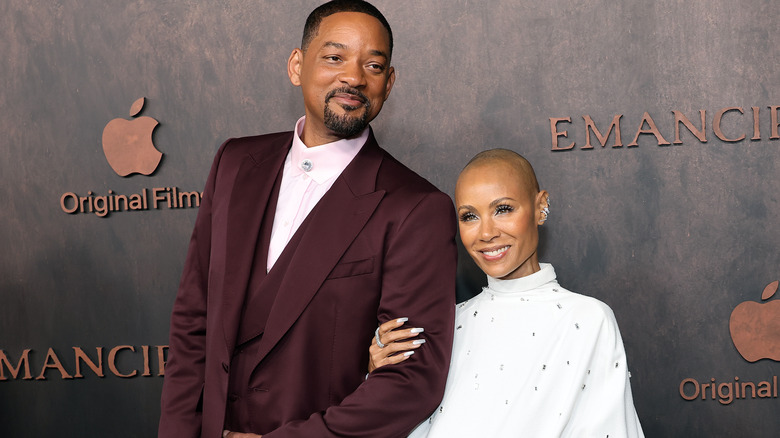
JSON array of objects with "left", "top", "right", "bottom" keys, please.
[{"left": 288, "top": 12, "right": 395, "bottom": 146}]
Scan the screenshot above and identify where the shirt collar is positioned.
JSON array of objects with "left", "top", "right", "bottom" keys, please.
[
  {"left": 486, "top": 263, "right": 558, "bottom": 294},
  {"left": 289, "top": 116, "right": 368, "bottom": 184}
]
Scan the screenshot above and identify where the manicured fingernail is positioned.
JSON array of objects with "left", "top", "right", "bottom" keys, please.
[
  {"left": 222, "top": 431, "right": 231, "bottom": 438},
  {"left": 412, "top": 339, "right": 426, "bottom": 345},
  {"left": 404, "top": 351, "right": 415, "bottom": 357},
  {"left": 397, "top": 317, "right": 409, "bottom": 323},
  {"left": 410, "top": 327, "right": 424, "bottom": 334}
]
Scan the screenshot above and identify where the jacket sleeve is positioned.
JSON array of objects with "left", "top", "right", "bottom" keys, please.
[
  {"left": 158, "top": 141, "right": 227, "bottom": 438},
  {"left": 265, "top": 190, "right": 458, "bottom": 438}
]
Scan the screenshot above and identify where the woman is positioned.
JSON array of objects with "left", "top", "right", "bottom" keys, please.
[{"left": 369, "top": 149, "right": 644, "bottom": 437}]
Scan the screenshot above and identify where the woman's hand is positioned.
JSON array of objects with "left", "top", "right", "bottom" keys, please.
[
  {"left": 222, "top": 431, "right": 261, "bottom": 438},
  {"left": 368, "top": 317, "right": 426, "bottom": 373}
]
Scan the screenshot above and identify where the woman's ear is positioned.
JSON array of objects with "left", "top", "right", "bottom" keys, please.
[{"left": 537, "top": 190, "right": 550, "bottom": 225}]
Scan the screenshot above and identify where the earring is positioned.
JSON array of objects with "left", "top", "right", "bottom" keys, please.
[{"left": 540, "top": 205, "right": 550, "bottom": 224}]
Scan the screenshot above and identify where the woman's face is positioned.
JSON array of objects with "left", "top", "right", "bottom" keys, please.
[{"left": 455, "top": 161, "right": 546, "bottom": 280}]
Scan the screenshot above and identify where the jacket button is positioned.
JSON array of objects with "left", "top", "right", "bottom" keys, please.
[
  {"left": 222, "top": 362, "right": 229, "bottom": 372},
  {"left": 228, "top": 393, "right": 239, "bottom": 402}
]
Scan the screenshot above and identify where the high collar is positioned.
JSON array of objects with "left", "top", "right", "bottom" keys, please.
[{"left": 486, "top": 263, "right": 557, "bottom": 295}]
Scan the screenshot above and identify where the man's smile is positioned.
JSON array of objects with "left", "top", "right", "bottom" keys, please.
[{"left": 326, "top": 87, "right": 368, "bottom": 109}]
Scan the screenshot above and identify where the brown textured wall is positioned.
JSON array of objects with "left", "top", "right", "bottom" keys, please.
[{"left": 1, "top": 0, "right": 779, "bottom": 436}]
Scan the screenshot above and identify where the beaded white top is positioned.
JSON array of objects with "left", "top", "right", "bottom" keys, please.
[{"left": 408, "top": 264, "right": 644, "bottom": 438}]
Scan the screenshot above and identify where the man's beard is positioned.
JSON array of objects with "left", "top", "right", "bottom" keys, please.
[{"left": 323, "top": 88, "right": 371, "bottom": 138}]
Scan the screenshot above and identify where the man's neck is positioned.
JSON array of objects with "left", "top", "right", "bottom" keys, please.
[{"left": 300, "top": 126, "right": 344, "bottom": 148}]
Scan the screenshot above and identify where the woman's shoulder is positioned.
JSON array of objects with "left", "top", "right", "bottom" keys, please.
[
  {"left": 556, "top": 285, "right": 618, "bottom": 324},
  {"left": 453, "top": 292, "right": 482, "bottom": 313}
]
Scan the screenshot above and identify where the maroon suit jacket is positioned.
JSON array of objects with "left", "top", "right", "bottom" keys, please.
[{"left": 159, "top": 129, "right": 457, "bottom": 437}]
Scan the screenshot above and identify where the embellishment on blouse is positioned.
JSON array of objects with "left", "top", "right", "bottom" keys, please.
[
  {"left": 490, "top": 294, "right": 495, "bottom": 301},
  {"left": 505, "top": 399, "right": 509, "bottom": 404},
  {"left": 473, "top": 311, "right": 478, "bottom": 317},
  {"left": 582, "top": 384, "right": 587, "bottom": 390},
  {"left": 456, "top": 325, "right": 463, "bottom": 330},
  {"left": 499, "top": 364, "right": 504, "bottom": 371},
  {"left": 535, "top": 386, "right": 538, "bottom": 391},
  {"left": 575, "top": 323, "right": 580, "bottom": 329},
  {"left": 475, "top": 373, "right": 479, "bottom": 378},
  {"left": 439, "top": 406, "right": 444, "bottom": 413},
  {"left": 542, "top": 364, "right": 546, "bottom": 370},
  {"left": 474, "top": 383, "right": 479, "bottom": 390},
  {"left": 587, "top": 369, "right": 591, "bottom": 374},
  {"left": 567, "top": 361, "right": 570, "bottom": 365},
  {"left": 553, "top": 288, "right": 559, "bottom": 292},
  {"left": 556, "top": 303, "right": 562, "bottom": 309},
  {"left": 467, "top": 350, "right": 471, "bottom": 355},
  {"left": 532, "top": 332, "right": 535, "bottom": 336},
  {"left": 491, "top": 317, "right": 495, "bottom": 322},
  {"left": 615, "top": 362, "right": 619, "bottom": 368},
  {"left": 300, "top": 159, "right": 313, "bottom": 172}
]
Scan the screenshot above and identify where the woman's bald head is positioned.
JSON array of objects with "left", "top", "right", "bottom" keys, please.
[{"left": 460, "top": 149, "right": 540, "bottom": 200}]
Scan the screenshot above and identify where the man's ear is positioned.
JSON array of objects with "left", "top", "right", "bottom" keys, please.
[
  {"left": 383, "top": 66, "right": 396, "bottom": 101},
  {"left": 288, "top": 49, "right": 303, "bottom": 86}
]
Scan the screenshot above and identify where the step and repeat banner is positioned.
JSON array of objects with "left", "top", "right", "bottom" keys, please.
[{"left": 2, "top": 0, "right": 778, "bottom": 436}]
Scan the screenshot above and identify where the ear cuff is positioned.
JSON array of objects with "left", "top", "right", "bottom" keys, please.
[{"left": 540, "top": 197, "right": 550, "bottom": 223}]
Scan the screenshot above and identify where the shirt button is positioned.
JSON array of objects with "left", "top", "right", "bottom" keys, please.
[{"left": 301, "top": 159, "right": 313, "bottom": 172}]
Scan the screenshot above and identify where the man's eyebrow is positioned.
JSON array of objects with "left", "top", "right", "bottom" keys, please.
[
  {"left": 323, "top": 41, "right": 348, "bottom": 50},
  {"left": 321, "top": 41, "right": 388, "bottom": 60},
  {"left": 369, "top": 49, "right": 389, "bottom": 60}
]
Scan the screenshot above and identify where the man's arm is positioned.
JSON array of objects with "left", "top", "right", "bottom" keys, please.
[
  {"left": 265, "top": 190, "right": 457, "bottom": 437},
  {"left": 158, "top": 142, "right": 225, "bottom": 438}
]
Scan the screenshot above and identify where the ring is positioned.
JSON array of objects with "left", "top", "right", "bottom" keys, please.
[{"left": 375, "top": 327, "right": 385, "bottom": 348}]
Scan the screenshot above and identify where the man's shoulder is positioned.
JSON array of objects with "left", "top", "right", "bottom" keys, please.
[
  {"left": 374, "top": 146, "right": 444, "bottom": 197},
  {"left": 210, "top": 131, "right": 293, "bottom": 171},
  {"left": 221, "top": 131, "right": 293, "bottom": 155}
]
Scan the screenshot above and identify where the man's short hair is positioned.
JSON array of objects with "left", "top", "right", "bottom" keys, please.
[{"left": 302, "top": 0, "right": 393, "bottom": 58}]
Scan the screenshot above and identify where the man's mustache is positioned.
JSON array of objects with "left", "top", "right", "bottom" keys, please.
[{"left": 325, "top": 87, "right": 369, "bottom": 106}]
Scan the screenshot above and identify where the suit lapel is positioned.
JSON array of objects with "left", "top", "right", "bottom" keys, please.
[
  {"left": 221, "top": 137, "right": 290, "bottom": 354},
  {"left": 253, "top": 133, "right": 386, "bottom": 364}
]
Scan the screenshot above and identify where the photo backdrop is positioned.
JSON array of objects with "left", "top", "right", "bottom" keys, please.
[{"left": 2, "top": 0, "right": 779, "bottom": 436}]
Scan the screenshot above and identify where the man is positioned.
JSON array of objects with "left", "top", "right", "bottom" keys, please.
[{"left": 158, "top": 1, "right": 457, "bottom": 437}]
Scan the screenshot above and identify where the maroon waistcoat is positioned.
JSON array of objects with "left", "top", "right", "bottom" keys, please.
[{"left": 224, "top": 167, "right": 315, "bottom": 431}]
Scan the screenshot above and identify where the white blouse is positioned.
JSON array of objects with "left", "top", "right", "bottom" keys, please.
[{"left": 409, "top": 264, "right": 644, "bottom": 438}]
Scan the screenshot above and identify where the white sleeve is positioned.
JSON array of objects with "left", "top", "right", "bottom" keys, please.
[
  {"left": 562, "top": 305, "right": 645, "bottom": 438},
  {"left": 406, "top": 417, "right": 432, "bottom": 438}
]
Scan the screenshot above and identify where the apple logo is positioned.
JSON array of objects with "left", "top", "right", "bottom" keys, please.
[
  {"left": 102, "top": 97, "right": 162, "bottom": 176},
  {"left": 729, "top": 280, "right": 780, "bottom": 362}
]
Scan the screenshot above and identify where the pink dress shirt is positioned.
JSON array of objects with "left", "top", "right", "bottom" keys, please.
[{"left": 266, "top": 116, "right": 368, "bottom": 271}]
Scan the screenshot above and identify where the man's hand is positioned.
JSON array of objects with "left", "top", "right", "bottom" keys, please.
[{"left": 223, "top": 430, "right": 262, "bottom": 438}]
